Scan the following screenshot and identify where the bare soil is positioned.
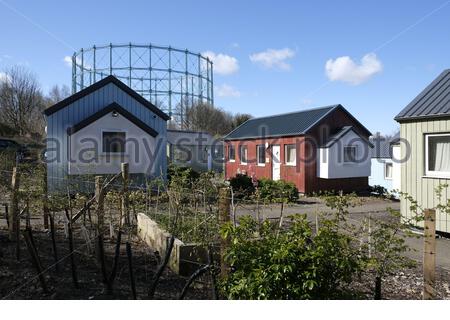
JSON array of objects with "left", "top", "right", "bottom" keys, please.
[{"left": 0, "top": 215, "right": 212, "bottom": 300}]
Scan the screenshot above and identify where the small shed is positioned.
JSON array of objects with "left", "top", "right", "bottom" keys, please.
[
  {"left": 44, "top": 76, "right": 170, "bottom": 193},
  {"left": 369, "top": 133, "right": 401, "bottom": 196},
  {"left": 167, "top": 130, "right": 224, "bottom": 172},
  {"left": 395, "top": 69, "right": 450, "bottom": 233},
  {"left": 224, "top": 105, "right": 372, "bottom": 194}
]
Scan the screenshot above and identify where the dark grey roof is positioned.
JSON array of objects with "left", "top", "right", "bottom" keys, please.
[
  {"left": 224, "top": 105, "right": 341, "bottom": 140},
  {"left": 323, "top": 126, "right": 374, "bottom": 148},
  {"left": 390, "top": 132, "right": 400, "bottom": 145},
  {"left": 370, "top": 134, "right": 399, "bottom": 158},
  {"left": 395, "top": 69, "right": 450, "bottom": 122}
]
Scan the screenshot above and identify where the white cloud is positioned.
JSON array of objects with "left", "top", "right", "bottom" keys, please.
[
  {"left": 325, "top": 53, "right": 383, "bottom": 85},
  {"left": 63, "top": 55, "right": 73, "bottom": 67},
  {"left": 0, "top": 72, "right": 11, "bottom": 83},
  {"left": 202, "top": 51, "right": 239, "bottom": 75},
  {"left": 249, "top": 48, "right": 296, "bottom": 71},
  {"left": 216, "top": 84, "right": 241, "bottom": 98}
]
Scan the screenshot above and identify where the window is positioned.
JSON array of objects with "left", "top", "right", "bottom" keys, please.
[
  {"left": 228, "top": 145, "right": 235, "bottom": 162},
  {"left": 257, "top": 145, "right": 265, "bottom": 165},
  {"left": 102, "top": 132, "right": 126, "bottom": 153},
  {"left": 322, "top": 148, "right": 327, "bottom": 163},
  {"left": 385, "top": 162, "right": 393, "bottom": 179},
  {"left": 343, "top": 146, "right": 357, "bottom": 163},
  {"left": 239, "top": 145, "right": 248, "bottom": 164},
  {"left": 173, "top": 145, "right": 191, "bottom": 163},
  {"left": 285, "top": 144, "right": 296, "bottom": 165},
  {"left": 426, "top": 134, "right": 450, "bottom": 177}
]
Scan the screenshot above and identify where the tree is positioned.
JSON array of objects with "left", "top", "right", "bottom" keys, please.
[
  {"left": 45, "top": 84, "right": 70, "bottom": 106},
  {"left": 233, "top": 113, "right": 252, "bottom": 128},
  {"left": 184, "top": 102, "right": 252, "bottom": 136},
  {"left": 0, "top": 66, "right": 45, "bottom": 136},
  {"left": 185, "top": 102, "right": 234, "bottom": 136}
]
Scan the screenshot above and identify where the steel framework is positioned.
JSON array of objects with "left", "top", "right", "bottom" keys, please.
[{"left": 71, "top": 43, "right": 214, "bottom": 127}]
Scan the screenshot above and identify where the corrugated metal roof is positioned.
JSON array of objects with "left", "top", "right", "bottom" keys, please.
[
  {"left": 370, "top": 134, "right": 399, "bottom": 158},
  {"left": 224, "top": 105, "right": 339, "bottom": 140},
  {"left": 395, "top": 69, "right": 450, "bottom": 122}
]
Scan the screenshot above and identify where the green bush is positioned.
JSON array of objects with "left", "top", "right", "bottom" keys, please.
[
  {"left": 167, "top": 164, "right": 200, "bottom": 189},
  {"left": 220, "top": 215, "right": 360, "bottom": 299},
  {"left": 258, "top": 178, "right": 299, "bottom": 203},
  {"left": 229, "top": 174, "right": 255, "bottom": 199}
]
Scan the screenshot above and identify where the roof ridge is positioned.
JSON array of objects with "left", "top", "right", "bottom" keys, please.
[{"left": 245, "top": 104, "right": 339, "bottom": 122}]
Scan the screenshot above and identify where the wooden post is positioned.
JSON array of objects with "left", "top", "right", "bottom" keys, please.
[
  {"left": 66, "top": 210, "right": 78, "bottom": 288},
  {"left": 126, "top": 242, "right": 137, "bottom": 300},
  {"left": 95, "top": 176, "right": 104, "bottom": 235},
  {"left": 42, "top": 164, "right": 49, "bottom": 230},
  {"left": 8, "top": 167, "right": 20, "bottom": 241},
  {"left": 25, "top": 198, "right": 30, "bottom": 229},
  {"left": 218, "top": 187, "right": 231, "bottom": 279},
  {"left": 4, "top": 203, "right": 9, "bottom": 228},
  {"left": 121, "top": 163, "right": 130, "bottom": 226},
  {"left": 23, "top": 228, "right": 48, "bottom": 293},
  {"left": 49, "top": 213, "right": 59, "bottom": 271},
  {"left": 423, "top": 209, "right": 436, "bottom": 300}
]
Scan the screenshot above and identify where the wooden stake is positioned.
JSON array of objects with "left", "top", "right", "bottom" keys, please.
[
  {"left": 423, "top": 209, "right": 436, "bottom": 300},
  {"left": 42, "top": 164, "right": 49, "bottom": 230},
  {"left": 9, "top": 167, "right": 20, "bottom": 242},
  {"left": 9, "top": 167, "right": 21, "bottom": 260},
  {"left": 218, "top": 187, "right": 231, "bottom": 279},
  {"left": 95, "top": 176, "right": 105, "bottom": 235},
  {"left": 66, "top": 209, "right": 78, "bottom": 288},
  {"left": 126, "top": 242, "right": 137, "bottom": 300},
  {"left": 23, "top": 228, "right": 48, "bottom": 293},
  {"left": 107, "top": 230, "right": 122, "bottom": 294},
  {"left": 49, "top": 213, "right": 59, "bottom": 271},
  {"left": 121, "top": 163, "right": 130, "bottom": 226}
]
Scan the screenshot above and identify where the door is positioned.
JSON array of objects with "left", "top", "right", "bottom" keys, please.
[{"left": 272, "top": 145, "right": 281, "bottom": 181}]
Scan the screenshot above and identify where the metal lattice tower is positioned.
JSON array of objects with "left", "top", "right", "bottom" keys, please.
[{"left": 71, "top": 43, "right": 214, "bottom": 127}]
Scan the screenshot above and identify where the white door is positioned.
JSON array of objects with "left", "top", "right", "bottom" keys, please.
[{"left": 272, "top": 145, "right": 281, "bottom": 181}]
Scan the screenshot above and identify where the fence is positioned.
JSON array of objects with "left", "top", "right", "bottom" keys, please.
[{"left": 0, "top": 161, "right": 447, "bottom": 299}]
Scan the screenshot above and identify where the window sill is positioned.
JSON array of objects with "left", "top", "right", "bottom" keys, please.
[
  {"left": 229, "top": 160, "right": 235, "bottom": 163},
  {"left": 257, "top": 163, "right": 266, "bottom": 167},
  {"left": 240, "top": 163, "right": 248, "bottom": 165},
  {"left": 285, "top": 163, "right": 296, "bottom": 167},
  {"left": 422, "top": 175, "right": 450, "bottom": 180}
]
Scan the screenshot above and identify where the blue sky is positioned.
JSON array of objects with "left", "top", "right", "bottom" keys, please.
[{"left": 1, "top": 0, "right": 449, "bottom": 135}]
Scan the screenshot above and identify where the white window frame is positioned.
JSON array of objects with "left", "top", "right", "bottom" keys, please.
[
  {"left": 257, "top": 145, "right": 265, "bottom": 166},
  {"left": 343, "top": 145, "right": 357, "bottom": 163},
  {"left": 240, "top": 145, "right": 248, "bottom": 165},
  {"left": 384, "top": 161, "right": 393, "bottom": 180},
  {"left": 228, "top": 145, "right": 235, "bottom": 162},
  {"left": 425, "top": 133, "right": 450, "bottom": 178},
  {"left": 284, "top": 144, "right": 296, "bottom": 166}
]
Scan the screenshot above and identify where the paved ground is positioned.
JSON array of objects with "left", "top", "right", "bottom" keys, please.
[{"left": 236, "top": 196, "right": 450, "bottom": 270}]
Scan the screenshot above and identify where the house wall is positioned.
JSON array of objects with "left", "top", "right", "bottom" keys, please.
[
  {"left": 317, "top": 130, "right": 372, "bottom": 179},
  {"left": 46, "top": 82, "right": 167, "bottom": 193},
  {"left": 69, "top": 111, "right": 160, "bottom": 175},
  {"left": 369, "top": 158, "right": 393, "bottom": 190},
  {"left": 224, "top": 107, "right": 371, "bottom": 194},
  {"left": 392, "top": 145, "right": 401, "bottom": 191},
  {"left": 225, "top": 135, "right": 369, "bottom": 194},
  {"left": 400, "top": 119, "right": 450, "bottom": 233},
  {"left": 225, "top": 136, "right": 306, "bottom": 192}
]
